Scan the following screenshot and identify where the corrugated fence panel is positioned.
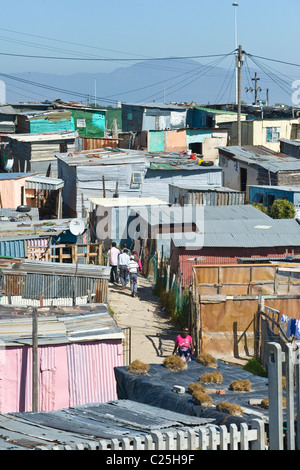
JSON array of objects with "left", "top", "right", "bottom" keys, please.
[
  {"left": 23, "top": 274, "right": 97, "bottom": 299},
  {"left": 67, "top": 341, "right": 123, "bottom": 407},
  {"left": 0, "top": 240, "right": 25, "bottom": 258}
]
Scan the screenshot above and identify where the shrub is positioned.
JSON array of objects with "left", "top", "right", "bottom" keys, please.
[
  {"left": 252, "top": 203, "right": 268, "bottom": 214},
  {"left": 269, "top": 199, "right": 296, "bottom": 219},
  {"left": 243, "top": 358, "right": 267, "bottom": 377}
]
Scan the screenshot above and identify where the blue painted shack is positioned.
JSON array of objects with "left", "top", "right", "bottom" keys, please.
[
  {"left": 249, "top": 184, "right": 300, "bottom": 215},
  {"left": 187, "top": 106, "right": 246, "bottom": 129}
]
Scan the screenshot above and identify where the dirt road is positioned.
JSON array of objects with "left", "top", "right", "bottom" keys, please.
[{"left": 108, "top": 275, "right": 176, "bottom": 364}]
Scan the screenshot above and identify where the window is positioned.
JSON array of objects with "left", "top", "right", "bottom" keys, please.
[
  {"left": 76, "top": 119, "right": 86, "bottom": 128},
  {"left": 131, "top": 171, "right": 143, "bottom": 184},
  {"left": 266, "top": 127, "right": 280, "bottom": 143},
  {"left": 252, "top": 193, "right": 264, "bottom": 204}
]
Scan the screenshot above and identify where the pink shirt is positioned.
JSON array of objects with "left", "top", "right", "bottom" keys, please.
[
  {"left": 176, "top": 334, "right": 192, "bottom": 349},
  {"left": 108, "top": 247, "right": 120, "bottom": 266}
]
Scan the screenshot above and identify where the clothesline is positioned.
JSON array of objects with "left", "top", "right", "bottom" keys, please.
[{"left": 280, "top": 314, "right": 300, "bottom": 340}]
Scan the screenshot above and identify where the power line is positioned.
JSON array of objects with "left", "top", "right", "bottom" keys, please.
[
  {"left": 248, "top": 53, "right": 300, "bottom": 68},
  {"left": 0, "top": 50, "right": 233, "bottom": 62}
]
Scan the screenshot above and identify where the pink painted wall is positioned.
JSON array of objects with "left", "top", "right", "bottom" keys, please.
[
  {"left": 0, "top": 177, "right": 27, "bottom": 208},
  {"left": 0, "top": 340, "right": 123, "bottom": 413}
]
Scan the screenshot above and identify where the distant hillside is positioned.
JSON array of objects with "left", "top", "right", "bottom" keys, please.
[{"left": 5, "top": 58, "right": 291, "bottom": 108}]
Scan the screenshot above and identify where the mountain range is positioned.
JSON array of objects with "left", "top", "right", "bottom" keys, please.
[{"left": 4, "top": 58, "right": 292, "bottom": 108}]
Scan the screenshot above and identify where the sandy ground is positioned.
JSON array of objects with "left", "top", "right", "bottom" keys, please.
[
  {"left": 108, "top": 274, "right": 251, "bottom": 368},
  {"left": 108, "top": 275, "right": 177, "bottom": 364}
]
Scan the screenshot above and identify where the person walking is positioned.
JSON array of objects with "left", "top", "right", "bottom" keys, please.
[
  {"left": 173, "top": 328, "right": 194, "bottom": 361},
  {"left": 128, "top": 255, "right": 139, "bottom": 297},
  {"left": 132, "top": 251, "right": 142, "bottom": 272},
  {"left": 118, "top": 248, "right": 130, "bottom": 289},
  {"left": 107, "top": 242, "right": 120, "bottom": 284}
]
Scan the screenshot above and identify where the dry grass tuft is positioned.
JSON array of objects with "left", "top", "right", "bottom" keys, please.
[
  {"left": 196, "top": 352, "right": 218, "bottom": 368},
  {"left": 199, "top": 371, "right": 223, "bottom": 384},
  {"left": 216, "top": 401, "right": 243, "bottom": 416},
  {"left": 163, "top": 355, "right": 188, "bottom": 372},
  {"left": 187, "top": 383, "right": 206, "bottom": 395},
  {"left": 229, "top": 379, "right": 252, "bottom": 392},
  {"left": 192, "top": 390, "right": 213, "bottom": 407},
  {"left": 260, "top": 397, "right": 286, "bottom": 409},
  {"left": 126, "top": 360, "right": 150, "bottom": 375}
]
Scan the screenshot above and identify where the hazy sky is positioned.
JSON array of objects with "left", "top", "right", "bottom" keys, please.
[{"left": 0, "top": 0, "right": 299, "bottom": 104}]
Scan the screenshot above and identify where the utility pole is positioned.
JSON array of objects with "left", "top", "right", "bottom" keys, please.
[
  {"left": 252, "top": 72, "right": 262, "bottom": 106},
  {"left": 237, "top": 45, "right": 244, "bottom": 146},
  {"left": 32, "top": 307, "right": 38, "bottom": 412},
  {"left": 232, "top": 3, "right": 239, "bottom": 105}
]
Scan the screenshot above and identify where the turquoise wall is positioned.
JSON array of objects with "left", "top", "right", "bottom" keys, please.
[
  {"left": 148, "top": 131, "right": 165, "bottom": 152},
  {"left": 30, "top": 116, "right": 75, "bottom": 133}
]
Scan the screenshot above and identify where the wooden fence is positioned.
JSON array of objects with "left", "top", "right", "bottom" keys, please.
[
  {"left": 45, "top": 243, "right": 102, "bottom": 264},
  {"left": 35, "top": 420, "right": 266, "bottom": 450}
]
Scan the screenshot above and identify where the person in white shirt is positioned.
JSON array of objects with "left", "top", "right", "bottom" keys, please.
[
  {"left": 118, "top": 248, "right": 130, "bottom": 289},
  {"left": 127, "top": 256, "right": 139, "bottom": 297}
]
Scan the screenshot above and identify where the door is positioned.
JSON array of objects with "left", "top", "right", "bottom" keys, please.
[{"left": 240, "top": 167, "right": 247, "bottom": 192}]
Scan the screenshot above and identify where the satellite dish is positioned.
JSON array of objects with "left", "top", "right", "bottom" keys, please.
[{"left": 69, "top": 218, "right": 85, "bottom": 236}]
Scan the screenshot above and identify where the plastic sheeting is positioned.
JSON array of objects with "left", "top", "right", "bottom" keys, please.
[{"left": 114, "top": 360, "right": 271, "bottom": 427}]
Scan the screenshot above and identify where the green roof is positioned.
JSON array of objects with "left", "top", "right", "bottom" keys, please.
[{"left": 193, "top": 106, "right": 245, "bottom": 115}]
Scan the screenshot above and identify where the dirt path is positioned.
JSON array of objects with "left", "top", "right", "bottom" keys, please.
[{"left": 108, "top": 275, "right": 176, "bottom": 364}]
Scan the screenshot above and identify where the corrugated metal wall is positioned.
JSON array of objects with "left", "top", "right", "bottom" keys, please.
[
  {"left": 177, "top": 246, "right": 300, "bottom": 285},
  {"left": 67, "top": 340, "right": 123, "bottom": 406}
]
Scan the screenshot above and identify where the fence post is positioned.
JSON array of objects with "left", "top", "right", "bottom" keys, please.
[
  {"left": 285, "top": 343, "right": 295, "bottom": 450},
  {"left": 268, "top": 342, "right": 284, "bottom": 450},
  {"left": 251, "top": 419, "right": 266, "bottom": 450},
  {"left": 296, "top": 343, "right": 300, "bottom": 450}
]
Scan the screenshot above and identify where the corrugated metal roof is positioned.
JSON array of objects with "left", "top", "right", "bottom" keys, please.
[
  {"left": 172, "top": 218, "right": 300, "bottom": 248},
  {"left": 0, "top": 303, "right": 122, "bottom": 346},
  {"left": 0, "top": 400, "right": 214, "bottom": 449},
  {"left": 169, "top": 183, "right": 242, "bottom": 192},
  {"left": 5, "top": 130, "right": 78, "bottom": 142},
  {"left": 6, "top": 259, "right": 111, "bottom": 279},
  {"left": 249, "top": 184, "right": 300, "bottom": 193},
  {"left": 0, "top": 207, "right": 39, "bottom": 221},
  {"left": 136, "top": 204, "right": 270, "bottom": 227},
  {"left": 202, "top": 204, "right": 271, "bottom": 220},
  {"left": 0, "top": 172, "right": 33, "bottom": 180},
  {"left": 219, "top": 146, "right": 300, "bottom": 173},
  {"left": 25, "top": 175, "right": 65, "bottom": 191},
  {"left": 89, "top": 196, "right": 168, "bottom": 207},
  {"left": 123, "top": 102, "right": 187, "bottom": 110}
]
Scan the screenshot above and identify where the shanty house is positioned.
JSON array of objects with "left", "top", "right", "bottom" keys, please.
[
  {"left": 280, "top": 138, "right": 300, "bottom": 158},
  {"left": 186, "top": 106, "right": 247, "bottom": 129},
  {"left": 169, "top": 183, "right": 245, "bottom": 206},
  {"left": 169, "top": 205, "right": 300, "bottom": 285},
  {"left": 56, "top": 148, "right": 150, "bottom": 218},
  {"left": 0, "top": 259, "right": 109, "bottom": 306},
  {"left": 225, "top": 118, "right": 300, "bottom": 152},
  {"left": 122, "top": 102, "right": 187, "bottom": 132},
  {"left": 57, "top": 148, "right": 222, "bottom": 217},
  {"left": 1, "top": 130, "right": 78, "bottom": 176},
  {"left": 0, "top": 303, "right": 123, "bottom": 413},
  {"left": 249, "top": 184, "right": 300, "bottom": 216},
  {"left": 219, "top": 145, "right": 300, "bottom": 200}
]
